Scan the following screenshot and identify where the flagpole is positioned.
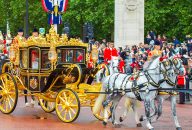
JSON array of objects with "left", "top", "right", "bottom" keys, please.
[{"left": 54, "top": 0, "right": 58, "bottom": 33}]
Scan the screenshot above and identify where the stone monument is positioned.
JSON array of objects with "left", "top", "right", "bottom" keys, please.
[{"left": 115, "top": 0, "right": 144, "bottom": 47}]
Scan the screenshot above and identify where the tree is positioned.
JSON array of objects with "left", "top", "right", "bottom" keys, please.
[{"left": 145, "top": 0, "right": 192, "bottom": 40}]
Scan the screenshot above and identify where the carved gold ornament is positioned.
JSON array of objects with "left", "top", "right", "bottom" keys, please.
[{"left": 18, "top": 25, "right": 87, "bottom": 48}]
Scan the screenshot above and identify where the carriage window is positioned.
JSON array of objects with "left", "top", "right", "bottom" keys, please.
[
  {"left": 20, "top": 50, "right": 28, "bottom": 68},
  {"left": 66, "top": 50, "right": 73, "bottom": 62},
  {"left": 29, "top": 49, "right": 39, "bottom": 69},
  {"left": 58, "top": 49, "right": 85, "bottom": 63},
  {"left": 41, "top": 50, "right": 51, "bottom": 69},
  {"left": 75, "top": 50, "right": 84, "bottom": 63}
]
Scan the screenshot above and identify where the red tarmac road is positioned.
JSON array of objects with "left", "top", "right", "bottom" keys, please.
[{"left": 0, "top": 97, "right": 191, "bottom": 130}]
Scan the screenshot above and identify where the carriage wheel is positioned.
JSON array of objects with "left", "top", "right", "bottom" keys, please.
[
  {"left": 39, "top": 92, "right": 56, "bottom": 113},
  {"left": 56, "top": 88, "right": 80, "bottom": 123},
  {"left": 0, "top": 73, "right": 18, "bottom": 114},
  {"left": 91, "top": 101, "right": 111, "bottom": 121}
]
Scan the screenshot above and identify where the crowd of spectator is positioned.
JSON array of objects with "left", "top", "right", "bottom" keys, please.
[{"left": 92, "top": 31, "right": 192, "bottom": 104}]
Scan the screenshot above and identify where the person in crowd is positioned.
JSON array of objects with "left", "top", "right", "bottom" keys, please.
[
  {"left": 145, "top": 34, "right": 151, "bottom": 45},
  {"left": 147, "top": 40, "right": 162, "bottom": 60},
  {"left": 179, "top": 51, "right": 190, "bottom": 104},
  {"left": 98, "top": 43, "right": 105, "bottom": 64},
  {"left": 119, "top": 55, "right": 125, "bottom": 73},
  {"left": 173, "top": 36, "right": 181, "bottom": 48},
  {"left": 186, "top": 35, "right": 192, "bottom": 55},
  {"left": 123, "top": 50, "right": 132, "bottom": 74},
  {"left": 101, "top": 39, "right": 107, "bottom": 46},
  {"left": 130, "top": 58, "right": 140, "bottom": 73},
  {"left": 149, "top": 30, "right": 156, "bottom": 40},
  {"left": 162, "top": 34, "right": 167, "bottom": 44},
  {"left": 124, "top": 45, "right": 130, "bottom": 52}
]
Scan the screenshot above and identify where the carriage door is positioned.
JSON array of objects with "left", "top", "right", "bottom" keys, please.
[{"left": 28, "top": 47, "right": 40, "bottom": 92}]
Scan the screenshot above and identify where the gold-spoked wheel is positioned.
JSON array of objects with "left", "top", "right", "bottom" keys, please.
[
  {"left": 0, "top": 73, "right": 18, "bottom": 114},
  {"left": 39, "top": 92, "right": 56, "bottom": 113},
  {"left": 56, "top": 88, "right": 80, "bottom": 123}
]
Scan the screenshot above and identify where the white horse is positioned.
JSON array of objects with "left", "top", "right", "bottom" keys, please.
[
  {"left": 120, "top": 56, "right": 185, "bottom": 130},
  {"left": 96, "top": 56, "right": 119, "bottom": 83},
  {"left": 93, "top": 56, "right": 171, "bottom": 130},
  {"left": 152, "top": 56, "right": 185, "bottom": 130}
]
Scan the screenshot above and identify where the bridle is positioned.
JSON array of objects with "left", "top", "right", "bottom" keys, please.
[{"left": 144, "top": 57, "right": 175, "bottom": 87}]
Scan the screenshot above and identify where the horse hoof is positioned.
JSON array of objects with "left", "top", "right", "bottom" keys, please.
[
  {"left": 139, "top": 115, "right": 144, "bottom": 122},
  {"left": 137, "top": 123, "right": 142, "bottom": 127},
  {"left": 176, "top": 127, "right": 182, "bottom": 130},
  {"left": 119, "top": 117, "right": 123, "bottom": 122},
  {"left": 102, "top": 121, "right": 107, "bottom": 126}
]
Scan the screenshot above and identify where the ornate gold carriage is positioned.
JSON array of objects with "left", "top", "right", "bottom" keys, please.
[{"left": 0, "top": 26, "right": 109, "bottom": 123}]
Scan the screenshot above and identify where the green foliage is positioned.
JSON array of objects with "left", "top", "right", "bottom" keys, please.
[
  {"left": 0, "top": 0, "right": 114, "bottom": 40},
  {"left": 0, "top": 0, "right": 192, "bottom": 41},
  {"left": 145, "top": 0, "right": 192, "bottom": 40},
  {"left": 62, "top": 0, "right": 114, "bottom": 40}
]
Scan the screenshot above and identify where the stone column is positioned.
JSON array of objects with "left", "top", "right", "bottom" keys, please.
[{"left": 115, "top": 0, "right": 144, "bottom": 48}]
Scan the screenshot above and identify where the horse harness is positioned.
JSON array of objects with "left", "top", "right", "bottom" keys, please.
[{"left": 107, "top": 73, "right": 148, "bottom": 101}]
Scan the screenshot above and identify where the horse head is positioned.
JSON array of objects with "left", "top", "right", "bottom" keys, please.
[
  {"left": 109, "top": 56, "right": 119, "bottom": 73},
  {"left": 171, "top": 55, "right": 185, "bottom": 76}
]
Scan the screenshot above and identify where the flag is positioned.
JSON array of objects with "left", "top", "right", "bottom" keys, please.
[{"left": 41, "top": 0, "right": 69, "bottom": 25}]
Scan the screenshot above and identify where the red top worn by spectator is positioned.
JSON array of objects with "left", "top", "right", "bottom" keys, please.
[
  {"left": 119, "top": 59, "right": 125, "bottom": 73},
  {"left": 130, "top": 61, "right": 140, "bottom": 70}
]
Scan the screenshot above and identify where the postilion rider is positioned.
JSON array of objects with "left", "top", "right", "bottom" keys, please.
[
  {"left": 103, "top": 42, "right": 118, "bottom": 64},
  {"left": 12, "top": 29, "right": 26, "bottom": 66}
]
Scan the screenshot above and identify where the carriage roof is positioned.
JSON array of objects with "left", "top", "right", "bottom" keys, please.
[{"left": 18, "top": 26, "right": 88, "bottom": 49}]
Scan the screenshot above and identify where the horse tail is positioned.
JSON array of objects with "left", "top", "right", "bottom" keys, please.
[
  {"left": 125, "top": 98, "right": 133, "bottom": 112},
  {"left": 92, "top": 85, "right": 106, "bottom": 115}
]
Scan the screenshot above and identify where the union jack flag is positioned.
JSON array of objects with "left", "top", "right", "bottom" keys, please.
[{"left": 41, "top": 0, "right": 68, "bottom": 24}]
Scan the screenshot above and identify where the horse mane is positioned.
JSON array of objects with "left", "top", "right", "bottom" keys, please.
[{"left": 147, "top": 56, "right": 160, "bottom": 68}]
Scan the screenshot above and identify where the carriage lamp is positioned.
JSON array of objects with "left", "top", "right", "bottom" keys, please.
[
  {"left": 9, "top": 45, "right": 16, "bottom": 62},
  {"left": 48, "top": 46, "right": 57, "bottom": 64}
]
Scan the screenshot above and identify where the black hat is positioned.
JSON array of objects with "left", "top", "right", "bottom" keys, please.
[
  {"left": 154, "top": 40, "right": 160, "bottom": 46},
  {"left": 18, "top": 29, "right": 23, "bottom": 32},
  {"left": 33, "top": 28, "right": 38, "bottom": 32}
]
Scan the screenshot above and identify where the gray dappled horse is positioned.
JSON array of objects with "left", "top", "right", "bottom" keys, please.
[
  {"left": 120, "top": 56, "right": 185, "bottom": 130},
  {"left": 93, "top": 56, "right": 172, "bottom": 130}
]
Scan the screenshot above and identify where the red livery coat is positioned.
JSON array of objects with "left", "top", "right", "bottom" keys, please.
[{"left": 104, "top": 47, "right": 118, "bottom": 63}]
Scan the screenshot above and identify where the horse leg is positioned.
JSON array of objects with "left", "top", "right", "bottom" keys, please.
[
  {"left": 119, "top": 98, "right": 132, "bottom": 122},
  {"left": 171, "top": 96, "right": 182, "bottom": 130},
  {"left": 111, "top": 95, "right": 122, "bottom": 128},
  {"left": 102, "top": 94, "right": 113, "bottom": 126},
  {"left": 144, "top": 99, "right": 154, "bottom": 130},
  {"left": 140, "top": 99, "right": 157, "bottom": 123},
  {"left": 132, "top": 100, "right": 142, "bottom": 127},
  {"left": 156, "top": 95, "right": 164, "bottom": 120}
]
